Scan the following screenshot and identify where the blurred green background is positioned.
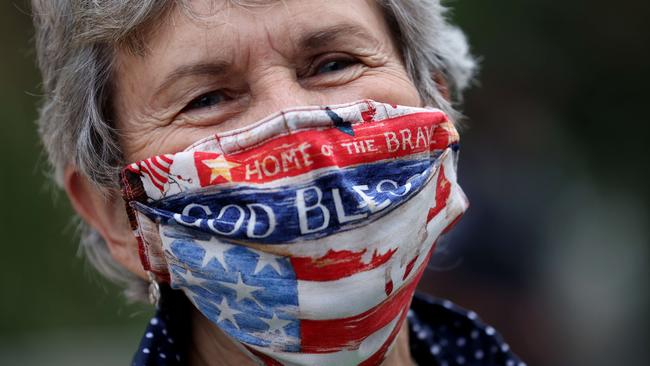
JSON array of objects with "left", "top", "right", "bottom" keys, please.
[{"left": 1, "top": 0, "right": 647, "bottom": 365}]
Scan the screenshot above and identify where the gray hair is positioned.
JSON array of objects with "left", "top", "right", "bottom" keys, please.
[{"left": 32, "top": 0, "right": 477, "bottom": 301}]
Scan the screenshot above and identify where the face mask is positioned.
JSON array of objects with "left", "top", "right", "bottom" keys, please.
[{"left": 121, "top": 100, "right": 468, "bottom": 366}]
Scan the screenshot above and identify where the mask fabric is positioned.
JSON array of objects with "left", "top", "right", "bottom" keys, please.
[{"left": 121, "top": 100, "right": 468, "bottom": 366}]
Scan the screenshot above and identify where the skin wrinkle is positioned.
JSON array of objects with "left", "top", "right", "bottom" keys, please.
[{"left": 154, "top": 62, "right": 231, "bottom": 101}]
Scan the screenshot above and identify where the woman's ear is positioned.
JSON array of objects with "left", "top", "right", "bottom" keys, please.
[
  {"left": 433, "top": 72, "right": 451, "bottom": 102},
  {"left": 63, "top": 166, "right": 147, "bottom": 280}
]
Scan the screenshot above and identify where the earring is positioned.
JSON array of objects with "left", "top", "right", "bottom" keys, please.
[{"left": 147, "top": 271, "right": 160, "bottom": 307}]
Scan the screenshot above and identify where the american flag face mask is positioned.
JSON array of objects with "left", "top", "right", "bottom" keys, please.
[{"left": 121, "top": 100, "right": 468, "bottom": 366}]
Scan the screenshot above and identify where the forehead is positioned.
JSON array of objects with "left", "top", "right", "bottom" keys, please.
[{"left": 123, "top": 0, "right": 391, "bottom": 64}]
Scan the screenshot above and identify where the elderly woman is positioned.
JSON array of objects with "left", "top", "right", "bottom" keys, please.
[{"left": 32, "top": 0, "right": 523, "bottom": 365}]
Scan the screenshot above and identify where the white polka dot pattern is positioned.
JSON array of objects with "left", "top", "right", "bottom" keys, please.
[{"left": 408, "top": 294, "right": 525, "bottom": 366}]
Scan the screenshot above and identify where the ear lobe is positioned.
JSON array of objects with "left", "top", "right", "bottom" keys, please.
[
  {"left": 64, "top": 166, "right": 147, "bottom": 279},
  {"left": 433, "top": 72, "right": 451, "bottom": 102}
]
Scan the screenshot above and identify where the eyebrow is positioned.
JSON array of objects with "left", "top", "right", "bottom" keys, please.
[
  {"left": 298, "top": 23, "right": 380, "bottom": 51},
  {"left": 155, "top": 61, "right": 231, "bottom": 97}
]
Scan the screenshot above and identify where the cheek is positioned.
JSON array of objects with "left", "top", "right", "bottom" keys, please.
[{"left": 334, "top": 69, "right": 422, "bottom": 108}]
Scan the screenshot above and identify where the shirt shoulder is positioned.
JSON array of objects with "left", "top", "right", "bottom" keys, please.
[{"left": 408, "top": 293, "right": 525, "bottom": 366}]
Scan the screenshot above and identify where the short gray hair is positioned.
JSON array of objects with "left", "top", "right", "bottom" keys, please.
[{"left": 32, "top": 0, "right": 477, "bottom": 301}]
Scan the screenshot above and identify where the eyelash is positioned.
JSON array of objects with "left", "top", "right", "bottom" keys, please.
[
  {"left": 308, "top": 54, "right": 360, "bottom": 77},
  {"left": 182, "top": 91, "right": 230, "bottom": 113},
  {"left": 182, "top": 55, "right": 361, "bottom": 113}
]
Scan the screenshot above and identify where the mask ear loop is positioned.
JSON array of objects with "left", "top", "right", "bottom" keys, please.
[{"left": 147, "top": 271, "right": 161, "bottom": 307}]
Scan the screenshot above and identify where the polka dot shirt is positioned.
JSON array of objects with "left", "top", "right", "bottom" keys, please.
[
  {"left": 133, "top": 286, "right": 524, "bottom": 365},
  {"left": 407, "top": 295, "right": 525, "bottom": 366}
]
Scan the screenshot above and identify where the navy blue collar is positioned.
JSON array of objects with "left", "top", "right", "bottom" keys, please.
[{"left": 132, "top": 286, "right": 524, "bottom": 366}]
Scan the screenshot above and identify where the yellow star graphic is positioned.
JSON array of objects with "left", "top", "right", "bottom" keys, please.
[{"left": 202, "top": 155, "right": 240, "bottom": 183}]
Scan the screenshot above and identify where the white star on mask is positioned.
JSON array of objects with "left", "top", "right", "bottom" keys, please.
[
  {"left": 219, "top": 272, "right": 264, "bottom": 308},
  {"left": 261, "top": 312, "right": 292, "bottom": 338},
  {"left": 194, "top": 237, "right": 231, "bottom": 270},
  {"left": 180, "top": 269, "right": 207, "bottom": 288},
  {"left": 215, "top": 297, "right": 241, "bottom": 330},
  {"left": 253, "top": 251, "right": 283, "bottom": 275}
]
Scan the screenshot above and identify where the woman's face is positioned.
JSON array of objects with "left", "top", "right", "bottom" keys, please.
[{"left": 112, "top": 0, "right": 421, "bottom": 163}]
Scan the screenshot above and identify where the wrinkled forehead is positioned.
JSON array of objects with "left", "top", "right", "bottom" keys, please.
[{"left": 122, "top": 0, "right": 392, "bottom": 59}]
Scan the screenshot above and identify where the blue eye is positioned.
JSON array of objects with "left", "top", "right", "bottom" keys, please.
[
  {"left": 185, "top": 91, "right": 227, "bottom": 111},
  {"left": 316, "top": 59, "right": 357, "bottom": 74}
]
